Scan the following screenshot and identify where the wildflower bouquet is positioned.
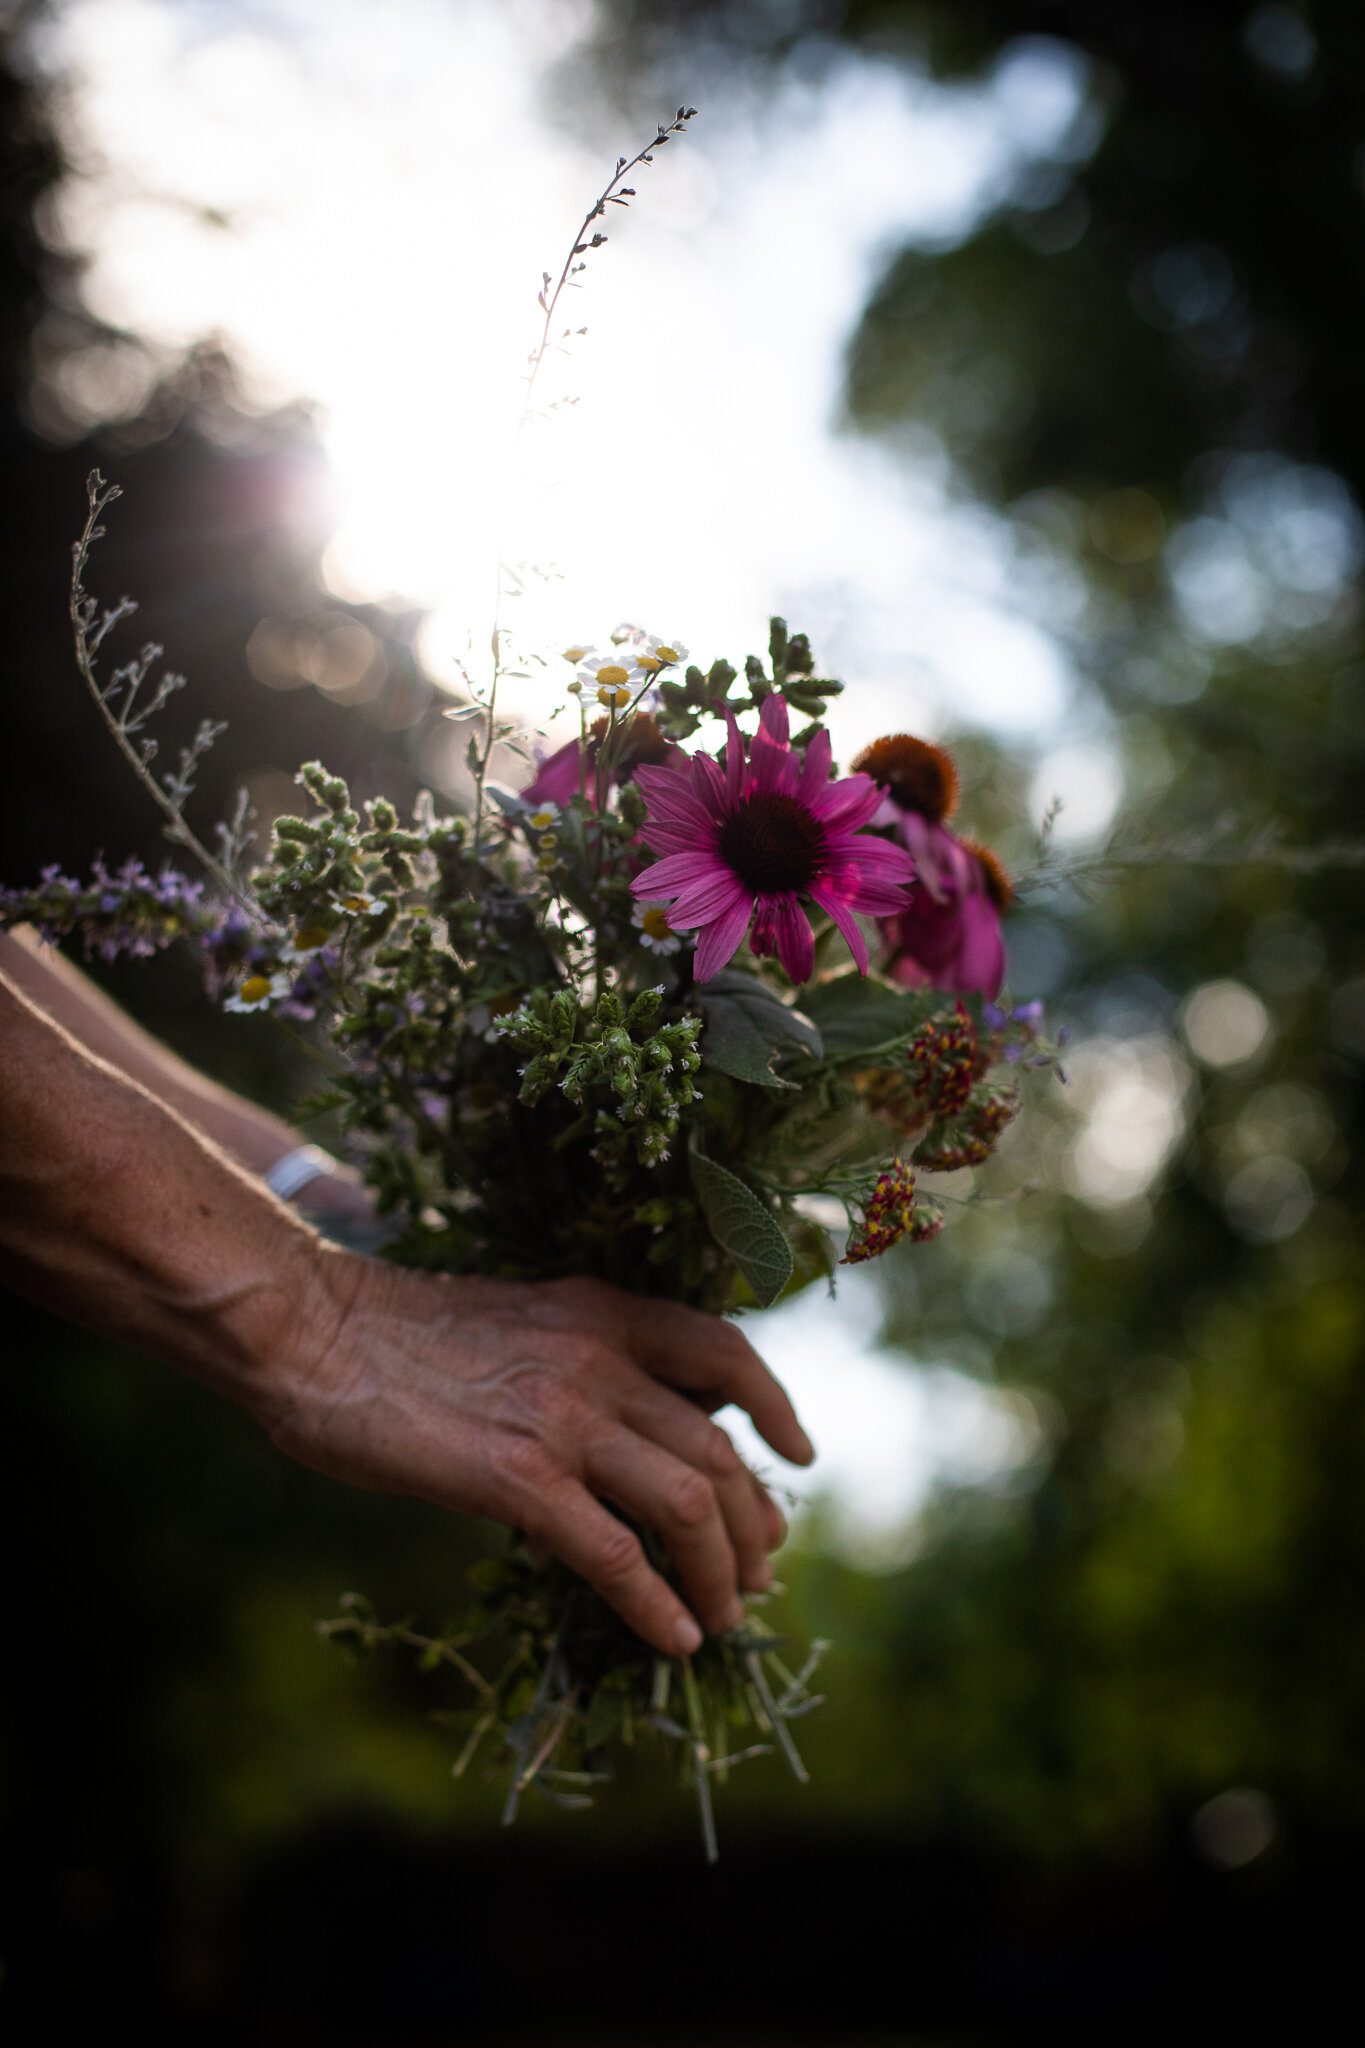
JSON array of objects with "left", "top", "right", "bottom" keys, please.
[
  {"left": 3, "top": 480, "right": 1062, "bottom": 1856},
  {"left": 1, "top": 117, "right": 1066, "bottom": 1857}
]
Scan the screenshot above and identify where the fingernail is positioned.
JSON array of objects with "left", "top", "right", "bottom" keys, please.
[
  {"left": 723, "top": 1598, "right": 744, "bottom": 1631},
  {"left": 675, "top": 1615, "right": 703, "bottom": 1654},
  {"left": 749, "top": 1560, "right": 774, "bottom": 1590}
]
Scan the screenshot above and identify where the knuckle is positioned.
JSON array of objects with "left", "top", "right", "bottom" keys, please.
[
  {"left": 592, "top": 1521, "right": 645, "bottom": 1588},
  {"left": 498, "top": 1432, "right": 560, "bottom": 1495},
  {"left": 510, "top": 1365, "right": 587, "bottom": 1432},
  {"left": 552, "top": 1333, "right": 616, "bottom": 1384},
  {"left": 668, "top": 1468, "right": 718, "bottom": 1531}
]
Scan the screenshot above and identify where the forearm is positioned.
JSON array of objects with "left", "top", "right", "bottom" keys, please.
[
  {"left": 0, "top": 928, "right": 304, "bottom": 1174},
  {"left": 0, "top": 930, "right": 371, "bottom": 1216},
  {"left": 0, "top": 970, "right": 340, "bottom": 1419}
]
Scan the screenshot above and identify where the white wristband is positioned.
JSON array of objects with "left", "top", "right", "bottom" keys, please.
[{"left": 265, "top": 1144, "right": 337, "bottom": 1201}]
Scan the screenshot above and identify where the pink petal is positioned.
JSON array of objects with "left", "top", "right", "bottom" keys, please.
[
  {"left": 810, "top": 883, "right": 869, "bottom": 974},
  {"left": 639, "top": 822, "right": 718, "bottom": 857},
  {"left": 823, "top": 838, "right": 916, "bottom": 914},
  {"left": 768, "top": 892, "right": 815, "bottom": 983},
  {"left": 719, "top": 703, "right": 747, "bottom": 804},
  {"left": 635, "top": 779, "right": 725, "bottom": 840},
  {"left": 666, "top": 871, "right": 752, "bottom": 926},
  {"left": 796, "top": 726, "right": 832, "bottom": 804},
  {"left": 521, "top": 738, "right": 586, "bottom": 810},
  {"left": 811, "top": 771, "right": 881, "bottom": 833},
  {"left": 759, "top": 693, "right": 790, "bottom": 746},
  {"left": 750, "top": 742, "right": 797, "bottom": 800},
  {"left": 634, "top": 763, "right": 717, "bottom": 827},
  {"left": 954, "top": 895, "right": 1007, "bottom": 1000},
  {"left": 631, "top": 850, "right": 732, "bottom": 899},
  {"left": 749, "top": 701, "right": 796, "bottom": 798},
  {"left": 693, "top": 890, "right": 755, "bottom": 982}
]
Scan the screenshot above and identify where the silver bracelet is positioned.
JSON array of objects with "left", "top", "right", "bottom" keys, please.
[{"left": 264, "top": 1143, "right": 337, "bottom": 1201}]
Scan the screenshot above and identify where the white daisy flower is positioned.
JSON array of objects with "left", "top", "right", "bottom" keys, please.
[
  {"left": 524, "top": 801, "right": 560, "bottom": 831},
  {"left": 576, "top": 653, "right": 641, "bottom": 710},
  {"left": 280, "top": 922, "right": 333, "bottom": 964},
  {"left": 335, "top": 889, "right": 389, "bottom": 917},
  {"left": 635, "top": 635, "right": 689, "bottom": 676},
  {"left": 225, "top": 970, "right": 292, "bottom": 1014},
  {"left": 559, "top": 642, "right": 596, "bottom": 666},
  {"left": 632, "top": 901, "right": 689, "bottom": 956}
]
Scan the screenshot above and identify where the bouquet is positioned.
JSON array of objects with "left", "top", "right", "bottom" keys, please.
[{"left": 2, "top": 116, "right": 1066, "bottom": 1858}]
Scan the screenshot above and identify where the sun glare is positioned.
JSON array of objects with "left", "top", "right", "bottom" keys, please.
[{"left": 40, "top": 0, "right": 1090, "bottom": 757}]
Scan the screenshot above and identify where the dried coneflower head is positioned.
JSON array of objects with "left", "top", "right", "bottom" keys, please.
[
  {"left": 961, "top": 838, "right": 1014, "bottom": 911},
  {"left": 851, "top": 734, "right": 960, "bottom": 823}
]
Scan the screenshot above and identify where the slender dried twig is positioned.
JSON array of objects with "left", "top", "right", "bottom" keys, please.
[
  {"left": 470, "top": 108, "right": 698, "bottom": 860},
  {"left": 70, "top": 471, "right": 252, "bottom": 908}
]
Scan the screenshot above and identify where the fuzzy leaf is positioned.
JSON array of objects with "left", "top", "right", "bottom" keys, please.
[
  {"left": 699, "top": 971, "right": 822, "bottom": 1089},
  {"left": 689, "top": 1151, "right": 794, "bottom": 1307},
  {"left": 799, "top": 975, "right": 931, "bottom": 1060}
]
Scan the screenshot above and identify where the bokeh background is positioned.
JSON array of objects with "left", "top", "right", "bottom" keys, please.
[{"left": 2, "top": 0, "right": 1364, "bottom": 2039}]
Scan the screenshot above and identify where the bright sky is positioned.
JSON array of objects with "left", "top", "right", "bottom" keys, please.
[
  {"left": 37, "top": 0, "right": 1097, "bottom": 766},
  {"left": 34, "top": 0, "right": 1099, "bottom": 1536}
]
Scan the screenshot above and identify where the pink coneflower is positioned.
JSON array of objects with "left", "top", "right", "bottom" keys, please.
[
  {"left": 852, "top": 734, "right": 1009, "bottom": 1000},
  {"left": 630, "top": 695, "right": 914, "bottom": 984}
]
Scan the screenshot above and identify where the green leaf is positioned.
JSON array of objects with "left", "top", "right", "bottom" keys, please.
[
  {"left": 699, "top": 970, "right": 823, "bottom": 1088},
  {"left": 799, "top": 974, "right": 932, "bottom": 1060},
  {"left": 689, "top": 1150, "right": 794, "bottom": 1308}
]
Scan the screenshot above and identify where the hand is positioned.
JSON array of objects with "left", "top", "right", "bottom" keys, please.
[{"left": 263, "top": 1255, "right": 814, "bottom": 1656}]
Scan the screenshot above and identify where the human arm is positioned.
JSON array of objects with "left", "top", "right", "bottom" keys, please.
[
  {"left": 0, "top": 968, "right": 813, "bottom": 1654},
  {"left": 0, "top": 927, "right": 369, "bottom": 1217}
]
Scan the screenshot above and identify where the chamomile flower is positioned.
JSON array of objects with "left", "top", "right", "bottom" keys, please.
[
  {"left": 524, "top": 801, "right": 560, "bottom": 832},
  {"left": 280, "top": 922, "right": 332, "bottom": 964},
  {"left": 336, "top": 889, "right": 389, "bottom": 917},
  {"left": 225, "top": 970, "right": 291, "bottom": 1014},
  {"left": 560, "top": 643, "right": 595, "bottom": 666},
  {"left": 632, "top": 900, "right": 689, "bottom": 956},
  {"left": 635, "top": 635, "right": 689, "bottom": 676},
  {"left": 576, "top": 653, "right": 640, "bottom": 709}
]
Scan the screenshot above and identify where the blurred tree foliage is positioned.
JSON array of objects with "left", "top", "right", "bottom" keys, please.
[{"left": 2, "top": 1, "right": 1364, "bottom": 2039}]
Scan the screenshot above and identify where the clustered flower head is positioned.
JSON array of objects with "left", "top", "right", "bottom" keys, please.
[
  {"left": 851, "top": 734, "right": 1010, "bottom": 1001},
  {"left": 630, "top": 693, "right": 915, "bottom": 983},
  {"left": 842, "top": 1159, "right": 920, "bottom": 1263}
]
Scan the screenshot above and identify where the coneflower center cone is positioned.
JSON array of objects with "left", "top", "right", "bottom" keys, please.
[{"left": 717, "top": 791, "right": 826, "bottom": 894}]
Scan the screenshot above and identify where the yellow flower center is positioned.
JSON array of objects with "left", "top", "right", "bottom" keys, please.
[
  {"left": 641, "top": 907, "right": 674, "bottom": 941},
  {"left": 538, "top": 831, "right": 558, "bottom": 849},
  {"left": 598, "top": 685, "right": 632, "bottom": 709},
  {"left": 293, "top": 924, "right": 330, "bottom": 951},
  {"left": 562, "top": 645, "right": 590, "bottom": 663},
  {"left": 528, "top": 810, "right": 557, "bottom": 829},
  {"left": 636, "top": 655, "right": 663, "bottom": 673},
  {"left": 594, "top": 663, "right": 630, "bottom": 688},
  {"left": 654, "top": 645, "right": 680, "bottom": 664},
  {"left": 240, "top": 975, "right": 272, "bottom": 1003}
]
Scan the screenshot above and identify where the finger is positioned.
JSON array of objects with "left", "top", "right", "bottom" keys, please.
[
  {"left": 621, "top": 1299, "right": 815, "bottom": 1466},
  {"left": 525, "top": 1476, "right": 704, "bottom": 1657},
  {"left": 618, "top": 1382, "right": 777, "bottom": 1588},
  {"left": 584, "top": 1426, "right": 745, "bottom": 1636}
]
